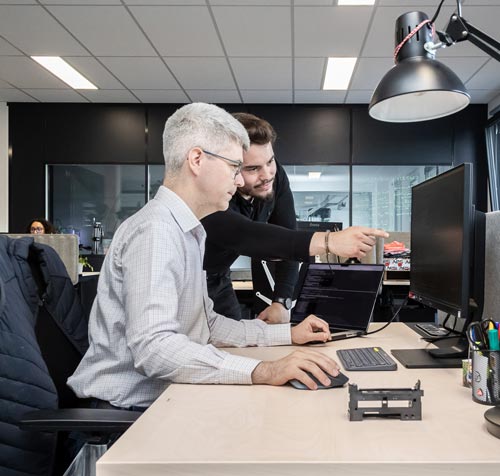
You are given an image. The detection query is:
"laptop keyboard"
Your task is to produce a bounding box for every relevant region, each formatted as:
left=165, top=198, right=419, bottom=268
left=337, top=347, right=397, bottom=371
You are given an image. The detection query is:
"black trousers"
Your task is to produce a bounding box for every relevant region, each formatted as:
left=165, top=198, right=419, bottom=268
left=206, top=270, right=243, bottom=320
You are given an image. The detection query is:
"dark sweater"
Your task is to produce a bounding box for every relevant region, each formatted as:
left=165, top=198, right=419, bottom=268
left=202, top=161, right=313, bottom=299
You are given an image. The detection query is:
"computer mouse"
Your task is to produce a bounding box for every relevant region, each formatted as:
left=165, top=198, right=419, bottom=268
left=288, top=371, right=349, bottom=390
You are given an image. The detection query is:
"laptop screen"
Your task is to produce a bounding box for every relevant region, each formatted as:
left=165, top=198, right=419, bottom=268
left=291, top=263, right=385, bottom=332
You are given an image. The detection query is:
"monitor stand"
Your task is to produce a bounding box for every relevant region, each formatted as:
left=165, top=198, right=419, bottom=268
left=391, top=349, right=462, bottom=369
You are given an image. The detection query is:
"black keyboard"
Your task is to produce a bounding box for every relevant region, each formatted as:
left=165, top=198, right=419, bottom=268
left=337, top=347, right=397, bottom=371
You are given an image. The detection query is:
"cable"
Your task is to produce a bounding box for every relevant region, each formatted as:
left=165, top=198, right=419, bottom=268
left=430, top=0, right=446, bottom=24
left=365, top=296, right=408, bottom=336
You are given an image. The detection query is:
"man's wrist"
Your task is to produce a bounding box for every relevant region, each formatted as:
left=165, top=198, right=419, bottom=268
left=251, top=361, right=271, bottom=384
left=272, top=297, right=292, bottom=310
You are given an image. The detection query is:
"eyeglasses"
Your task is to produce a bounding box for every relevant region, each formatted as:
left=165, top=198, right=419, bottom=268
left=202, top=149, right=243, bottom=179
left=30, top=226, right=44, bottom=233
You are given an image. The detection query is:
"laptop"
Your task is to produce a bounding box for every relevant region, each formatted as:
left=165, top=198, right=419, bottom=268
left=291, top=262, right=385, bottom=340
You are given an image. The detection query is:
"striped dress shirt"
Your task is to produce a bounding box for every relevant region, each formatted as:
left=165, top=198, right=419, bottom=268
left=68, top=186, right=291, bottom=408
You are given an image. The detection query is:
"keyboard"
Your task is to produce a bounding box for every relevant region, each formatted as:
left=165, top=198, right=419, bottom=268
left=337, top=347, right=397, bottom=371
left=415, top=323, right=449, bottom=337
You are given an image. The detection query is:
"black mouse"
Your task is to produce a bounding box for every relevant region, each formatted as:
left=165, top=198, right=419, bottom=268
left=288, top=370, right=349, bottom=390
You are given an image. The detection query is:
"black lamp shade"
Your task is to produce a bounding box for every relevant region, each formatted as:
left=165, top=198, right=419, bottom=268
left=369, top=11, right=471, bottom=122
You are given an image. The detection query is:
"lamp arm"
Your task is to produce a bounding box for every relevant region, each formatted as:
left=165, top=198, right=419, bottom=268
left=444, top=14, right=500, bottom=62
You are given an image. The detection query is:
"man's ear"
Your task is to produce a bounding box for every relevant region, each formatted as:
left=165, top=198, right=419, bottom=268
left=186, top=147, right=203, bottom=176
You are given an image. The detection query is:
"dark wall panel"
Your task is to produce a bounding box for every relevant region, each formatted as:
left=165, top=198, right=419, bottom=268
left=9, top=104, right=46, bottom=233
left=45, top=104, right=146, bottom=164
left=352, top=106, right=454, bottom=165
left=8, top=102, right=488, bottom=233
left=248, top=105, right=350, bottom=165
left=452, top=105, right=488, bottom=211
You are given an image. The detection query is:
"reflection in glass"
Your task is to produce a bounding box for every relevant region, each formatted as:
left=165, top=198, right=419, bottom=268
left=284, top=165, right=350, bottom=228
left=352, top=165, right=450, bottom=231
left=49, top=165, right=146, bottom=248
left=149, top=165, right=164, bottom=200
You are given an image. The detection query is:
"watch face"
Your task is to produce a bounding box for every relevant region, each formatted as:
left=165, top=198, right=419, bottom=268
left=284, top=298, right=292, bottom=310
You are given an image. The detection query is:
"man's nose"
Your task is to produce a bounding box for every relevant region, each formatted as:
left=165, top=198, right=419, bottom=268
left=234, top=171, right=244, bottom=187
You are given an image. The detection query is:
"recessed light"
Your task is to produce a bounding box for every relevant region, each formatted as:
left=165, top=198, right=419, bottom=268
left=323, top=57, right=357, bottom=90
left=31, top=56, right=97, bottom=90
left=309, top=172, right=322, bottom=179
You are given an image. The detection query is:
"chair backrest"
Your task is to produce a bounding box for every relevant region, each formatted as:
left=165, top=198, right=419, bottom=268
left=5, top=234, right=79, bottom=284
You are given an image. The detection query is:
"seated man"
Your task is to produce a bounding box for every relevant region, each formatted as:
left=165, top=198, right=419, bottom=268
left=68, top=103, right=340, bottom=410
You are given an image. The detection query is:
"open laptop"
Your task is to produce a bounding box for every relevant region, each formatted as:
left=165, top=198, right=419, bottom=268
left=291, top=262, right=385, bottom=340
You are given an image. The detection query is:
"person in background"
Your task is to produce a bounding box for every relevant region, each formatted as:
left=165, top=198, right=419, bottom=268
left=26, top=218, right=55, bottom=234
left=68, top=102, right=340, bottom=412
left=202, top=113, right=388, bottom=324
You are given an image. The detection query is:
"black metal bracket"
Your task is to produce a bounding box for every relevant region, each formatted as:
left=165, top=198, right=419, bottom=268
left=348, top=380, right=424, bottom=421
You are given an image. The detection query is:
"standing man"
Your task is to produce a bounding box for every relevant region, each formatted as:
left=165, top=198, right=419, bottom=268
left=68, top=103, right=340, bottom=411
left=202, top=113, right=387, bottom=324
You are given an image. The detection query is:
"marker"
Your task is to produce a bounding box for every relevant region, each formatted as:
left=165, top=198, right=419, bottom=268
left=488, top=328, right=500, bottom=351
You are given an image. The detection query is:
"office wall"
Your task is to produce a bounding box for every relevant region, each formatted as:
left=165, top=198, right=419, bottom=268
left=7, top=103, right=488, bottom=232
left=0, top=102, right=7, bottom=232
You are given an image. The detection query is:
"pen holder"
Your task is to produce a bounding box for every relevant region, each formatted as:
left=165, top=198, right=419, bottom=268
left=471, top=350, right=500, bottom=405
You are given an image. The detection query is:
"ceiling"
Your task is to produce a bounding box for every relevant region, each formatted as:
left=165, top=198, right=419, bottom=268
left=0, top=0, right=499, bottom=105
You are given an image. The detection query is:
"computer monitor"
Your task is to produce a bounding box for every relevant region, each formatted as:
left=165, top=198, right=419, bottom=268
left=392, top=163, right=485, bottom=367
left=296, top=221, right=343, bottom=232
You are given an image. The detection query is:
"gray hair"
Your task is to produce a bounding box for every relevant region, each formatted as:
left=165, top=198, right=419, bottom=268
left=162, top=103, right=250, bottom=176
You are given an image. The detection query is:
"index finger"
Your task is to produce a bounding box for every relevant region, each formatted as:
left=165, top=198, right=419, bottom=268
left=362, top=228, right=389, bottom=238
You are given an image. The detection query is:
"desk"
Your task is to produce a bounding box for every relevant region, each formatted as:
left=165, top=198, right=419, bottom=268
left=97, top=323, right=500, bottom=476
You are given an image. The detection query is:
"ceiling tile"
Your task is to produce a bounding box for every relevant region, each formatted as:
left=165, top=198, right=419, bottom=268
left=130, top=6, right=224, bottom=56
left=0, top=78, right=12, bottom=88
left=350, top=57, right=393, bottom=90
left=295, top=58, right=325, bottom=89
left=345, top=90, right=373, bottom=103
left=187, top=90, right=242, bottom=103
left=436, top=57, right=489, bottom=85
left=65, top=57, right=125, bottom=89
left=132, top=89, right=189, bottom=103
left=295, top=1, right=334, bottom=5
left=125, top=0, right=205, bottom=4
left=231, top=58, right=291, bottom=89
left=378, top=1, right=438, bottom=5
left=294, top=90, right=346, bottom=103
left=468, top=89, right=500, bottom=104
left=241, top=90, right=292, bottom=103
left=40, top=1, right=122, bottom=4
left=165, top=57, right=235, bottom=89
left=465, top=58, right=500, bottom=90
left=0, top=37, right=23, bottom=55
left=22, top=89, right=88, bottom=102
left=0, top=5, right=88, bottom=55
left=0, top=88, right=37, bottom=102
left=212, top=6, right=291, bottom=56
left=295, top=6, right=372, bottom=56
left=0, top=56, right=68, bottom=88
left=99, top=57, right=179, bottom=89
left=47, top=5, right=156, bottom=56
left=79, top=89, right=140, bottom=103
left=211, top=1, right=290, bottom=5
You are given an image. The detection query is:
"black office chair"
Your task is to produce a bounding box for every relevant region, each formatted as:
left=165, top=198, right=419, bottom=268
left=0, top=236, right=140, bottom=476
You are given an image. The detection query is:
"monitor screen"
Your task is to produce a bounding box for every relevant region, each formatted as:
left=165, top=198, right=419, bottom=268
left=410, top=163, right=473, bottom=319
left=296, top=221, right=343, bottom=232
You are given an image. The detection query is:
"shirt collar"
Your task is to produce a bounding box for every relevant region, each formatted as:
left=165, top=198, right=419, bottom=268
left=154, top=185, right=201, bottom=234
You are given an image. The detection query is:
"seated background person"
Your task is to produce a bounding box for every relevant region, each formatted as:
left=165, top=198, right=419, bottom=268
left=26, top=218, right=56, bottom=234
left=68, top=103, right=340, bottom=411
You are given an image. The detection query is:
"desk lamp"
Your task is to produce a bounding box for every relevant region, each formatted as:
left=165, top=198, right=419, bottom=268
left=369, top=0, right=500, bottom=123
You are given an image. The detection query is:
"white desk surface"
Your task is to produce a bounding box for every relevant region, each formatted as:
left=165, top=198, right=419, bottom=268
left=232, top=280, right=410, bottom=290
left=97, top=323, right=500, bottom=476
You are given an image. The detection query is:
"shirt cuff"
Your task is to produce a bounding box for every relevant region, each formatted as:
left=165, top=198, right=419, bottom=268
left=259, top=321, right=292, bottom=346
left=219, top=354, right=262, bottom=385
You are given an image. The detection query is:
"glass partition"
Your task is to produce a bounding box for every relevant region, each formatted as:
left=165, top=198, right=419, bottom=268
left=48, top=164, right=146, bottom=247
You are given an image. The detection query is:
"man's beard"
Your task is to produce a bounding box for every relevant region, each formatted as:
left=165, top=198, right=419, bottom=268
left=253, top=189, right=275, bottom=203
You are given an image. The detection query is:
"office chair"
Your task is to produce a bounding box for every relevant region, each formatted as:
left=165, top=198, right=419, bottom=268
left=0, top=236, right=140, bottom=476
